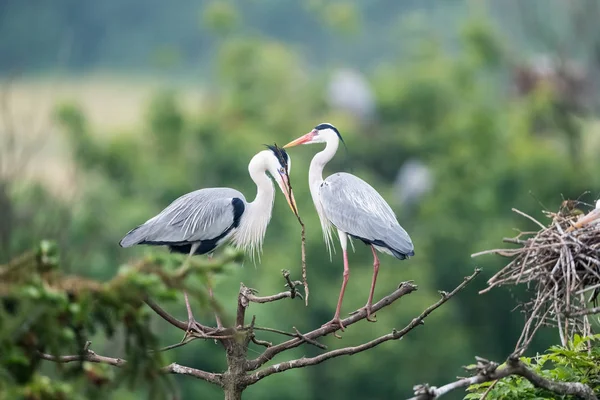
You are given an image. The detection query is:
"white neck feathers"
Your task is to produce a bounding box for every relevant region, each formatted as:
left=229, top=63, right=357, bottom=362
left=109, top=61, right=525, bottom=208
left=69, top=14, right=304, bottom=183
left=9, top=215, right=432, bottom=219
left=233, top=153, right=275, bottom=263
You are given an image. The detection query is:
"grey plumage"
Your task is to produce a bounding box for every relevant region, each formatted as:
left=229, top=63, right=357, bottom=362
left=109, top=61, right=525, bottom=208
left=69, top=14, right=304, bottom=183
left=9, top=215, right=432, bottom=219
left=119, top=187, right=246, bottom=255
left=319, top=172, right=414, bottom=259
left=119, top=146, right=296, bottom=261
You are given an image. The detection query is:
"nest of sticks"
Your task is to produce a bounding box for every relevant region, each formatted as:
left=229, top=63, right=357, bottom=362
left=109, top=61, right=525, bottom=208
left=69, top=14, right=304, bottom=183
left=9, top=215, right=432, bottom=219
left=473, top=203, right=600, bottom=349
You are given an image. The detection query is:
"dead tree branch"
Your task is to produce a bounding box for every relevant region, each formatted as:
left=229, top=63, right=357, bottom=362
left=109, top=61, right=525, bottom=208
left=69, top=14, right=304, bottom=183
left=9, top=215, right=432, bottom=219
left=409, top=354, right=597, bottom=400
left=246, top=269, right=480, bottom=383
left=565, top=305, right=600, bottom=317
left=38, top=343, right=223, bottom=386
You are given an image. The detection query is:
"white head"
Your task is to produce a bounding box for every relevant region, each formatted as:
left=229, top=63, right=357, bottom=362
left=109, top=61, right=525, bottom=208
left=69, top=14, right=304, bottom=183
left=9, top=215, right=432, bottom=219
left=248, top=145, right=296, bottom=211
left=283, top=122, right=344, bottom=148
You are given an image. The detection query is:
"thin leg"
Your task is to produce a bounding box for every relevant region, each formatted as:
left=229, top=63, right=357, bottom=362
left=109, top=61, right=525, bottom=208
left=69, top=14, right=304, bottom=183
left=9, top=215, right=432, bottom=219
left=323, top=231, right=349, bottom=332
left=364, top=245, right=380, bottom=322
left=181, top=244, right=201, bottom=341
left=206, top=253, right=223, bottom=329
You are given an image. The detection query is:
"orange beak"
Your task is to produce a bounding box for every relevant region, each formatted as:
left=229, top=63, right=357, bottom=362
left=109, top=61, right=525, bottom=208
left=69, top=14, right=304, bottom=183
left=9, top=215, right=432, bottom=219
left=277, top=175, right=298, bottom=213
left=567, top=208, right=600, bottom=232
left=283, top=130, right=317, bottom=148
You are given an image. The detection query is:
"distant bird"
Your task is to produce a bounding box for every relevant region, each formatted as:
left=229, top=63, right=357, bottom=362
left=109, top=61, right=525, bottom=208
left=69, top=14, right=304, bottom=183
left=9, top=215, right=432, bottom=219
left=119, top=145, right=296, bottom=328
left=394, top=158, right=433, bottom=209
left=327, top=69, right=375, bottom=123
left=284, top=123, right=414, bottom=330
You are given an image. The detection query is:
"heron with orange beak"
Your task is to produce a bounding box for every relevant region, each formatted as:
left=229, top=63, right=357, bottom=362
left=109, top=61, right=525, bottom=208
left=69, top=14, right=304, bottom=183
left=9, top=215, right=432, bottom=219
left=285, top=123, right=414, bottom=331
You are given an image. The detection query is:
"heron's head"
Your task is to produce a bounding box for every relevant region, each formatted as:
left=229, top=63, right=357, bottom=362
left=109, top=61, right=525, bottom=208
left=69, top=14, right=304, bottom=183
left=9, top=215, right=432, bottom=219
left=263, top=145, right=297, bottom=212
left=284, top=123, right=344, bottom=148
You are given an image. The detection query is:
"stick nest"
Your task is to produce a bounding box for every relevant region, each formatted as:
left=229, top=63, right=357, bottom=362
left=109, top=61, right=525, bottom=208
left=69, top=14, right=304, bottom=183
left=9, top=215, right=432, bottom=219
left=474, top=205, right=600, bottom=349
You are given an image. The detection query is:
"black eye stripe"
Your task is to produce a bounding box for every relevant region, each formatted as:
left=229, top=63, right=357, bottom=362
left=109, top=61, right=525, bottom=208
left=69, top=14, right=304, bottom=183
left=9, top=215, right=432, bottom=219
left=313, top=123, right=343, bottom=142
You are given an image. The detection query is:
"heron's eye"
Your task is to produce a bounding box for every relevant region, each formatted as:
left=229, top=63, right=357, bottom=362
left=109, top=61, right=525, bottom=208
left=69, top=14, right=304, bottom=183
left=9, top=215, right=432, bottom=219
left=278, top=167, right=285, bottom=174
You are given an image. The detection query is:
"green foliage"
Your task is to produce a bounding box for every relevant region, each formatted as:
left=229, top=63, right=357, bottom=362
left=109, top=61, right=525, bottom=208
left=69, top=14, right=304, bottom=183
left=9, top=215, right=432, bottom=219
left=202, top=1, right=240, bottom=36
left=0, top=240, right=241, bottom=399
left=467, top=335, right=600, bottom=399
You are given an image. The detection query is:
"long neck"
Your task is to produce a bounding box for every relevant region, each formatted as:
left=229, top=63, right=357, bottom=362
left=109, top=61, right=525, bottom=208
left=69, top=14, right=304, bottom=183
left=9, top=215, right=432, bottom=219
left=309, top=135, right=339, bottom=191
left=234, top=163, right=275, bottom=262
left=308, top=136, right=339, bottom=260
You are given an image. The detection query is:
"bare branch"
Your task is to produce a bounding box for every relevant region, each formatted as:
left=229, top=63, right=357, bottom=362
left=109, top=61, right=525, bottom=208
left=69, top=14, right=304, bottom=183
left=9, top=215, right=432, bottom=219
left=161, top=363, right=223, bottom=386
left=144, top=297, right=219, bottom=337
left=38, top=349, right=126, bottom=367
left=144, top=297, right=190, bottom=331
left=38, top=345, right=223, bottom=386
left=236, top=271, right=303, bottom=327
left=246, top=280, right=419, bottom=371
left=409, top=355, right=597, bottom=400
left=245, top=325, right=326, bottom=350
left=565, top=306, right=600, bottom=317
left=242, top=285, right=296, bottom=304
left=251, top=335, right=272, bottom=348
left=251, top=326, right=297, bottom=338
left=292, top=327, right=327, bottom=350
left=247, top=269, right=480, bottom=383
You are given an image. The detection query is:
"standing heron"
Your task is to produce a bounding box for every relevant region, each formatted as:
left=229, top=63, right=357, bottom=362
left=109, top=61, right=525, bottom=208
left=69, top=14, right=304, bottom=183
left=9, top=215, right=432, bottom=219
left=119, top=145, right=296, bottom=329
left=284, top=123, right=414, bottom=330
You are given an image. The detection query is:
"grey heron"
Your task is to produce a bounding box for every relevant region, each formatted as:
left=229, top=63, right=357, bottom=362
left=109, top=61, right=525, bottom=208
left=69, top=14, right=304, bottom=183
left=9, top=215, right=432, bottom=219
left=119, top=145, right=296, bottom=328
left=284, top=123, right=414, bottom=330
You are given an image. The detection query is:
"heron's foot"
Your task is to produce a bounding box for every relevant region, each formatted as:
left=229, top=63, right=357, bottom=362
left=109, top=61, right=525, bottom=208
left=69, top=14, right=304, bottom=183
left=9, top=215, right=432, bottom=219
left=321, top=316, right=345, bottom=337
left=349, top=305, right=377, bottom=322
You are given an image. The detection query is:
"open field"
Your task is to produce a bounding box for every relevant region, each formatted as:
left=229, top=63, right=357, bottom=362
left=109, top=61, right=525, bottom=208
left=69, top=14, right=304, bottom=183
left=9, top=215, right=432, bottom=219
left=0, top=76, right=203, bottom=197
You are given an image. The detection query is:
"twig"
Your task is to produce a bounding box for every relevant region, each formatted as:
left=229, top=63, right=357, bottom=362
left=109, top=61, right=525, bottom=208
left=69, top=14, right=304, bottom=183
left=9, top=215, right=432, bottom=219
left=479, top=379, right=498, bottom=400
left=240, top=283, right=297, bottom=304
left=292, top=327, right=327, bottom=350
left=247, top=269, right=480, bottom=382
left=161, top=363, right=223, bottom=386
left=251, top=335, right=272, bottom=348
left=38, top=349, right=126, bottom=367
left=512, top=208, right=547, bottom=230
left=273, top=143, right=309, bottom=306
left=251, top=326, right=297, bottom=338
left=565, top=306, right=600, bottom=317
left=408, top=354, right=597, bottom=400
left=38, top=345, right=223, bottom=386
left=144, top=297, right=214, bottom=334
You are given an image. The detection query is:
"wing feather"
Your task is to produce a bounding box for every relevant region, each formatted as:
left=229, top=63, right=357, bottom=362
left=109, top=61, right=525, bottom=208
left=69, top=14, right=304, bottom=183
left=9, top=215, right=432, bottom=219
left=319, top=173, right=414, bottom=257
left=120, top=188, right=246, bottom=247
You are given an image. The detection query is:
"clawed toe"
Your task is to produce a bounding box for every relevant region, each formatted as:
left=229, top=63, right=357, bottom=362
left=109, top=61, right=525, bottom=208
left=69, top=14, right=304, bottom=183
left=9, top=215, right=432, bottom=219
left=349, top=306, right=377, bottom=322
left=321, top=317, right=346, bottom=333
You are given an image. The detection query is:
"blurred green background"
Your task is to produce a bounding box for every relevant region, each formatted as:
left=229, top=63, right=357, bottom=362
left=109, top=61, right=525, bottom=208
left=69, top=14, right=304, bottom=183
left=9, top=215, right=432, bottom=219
left=2, top=0, right=600, bottom=399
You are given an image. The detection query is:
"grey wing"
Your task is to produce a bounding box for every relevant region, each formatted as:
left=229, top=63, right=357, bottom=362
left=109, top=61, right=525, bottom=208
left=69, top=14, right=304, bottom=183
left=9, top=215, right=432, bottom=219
left=119, top=188, right=246, bottom=247
left=319, top=173, right=414, bottom=258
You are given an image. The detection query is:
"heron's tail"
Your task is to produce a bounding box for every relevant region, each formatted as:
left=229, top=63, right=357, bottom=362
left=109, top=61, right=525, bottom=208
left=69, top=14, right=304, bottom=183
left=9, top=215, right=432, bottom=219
left=383, top=225, right=415, bottom=260
left=119, top=225, right=147, bottom=247
left=388, top=246, right=415, bottom=260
